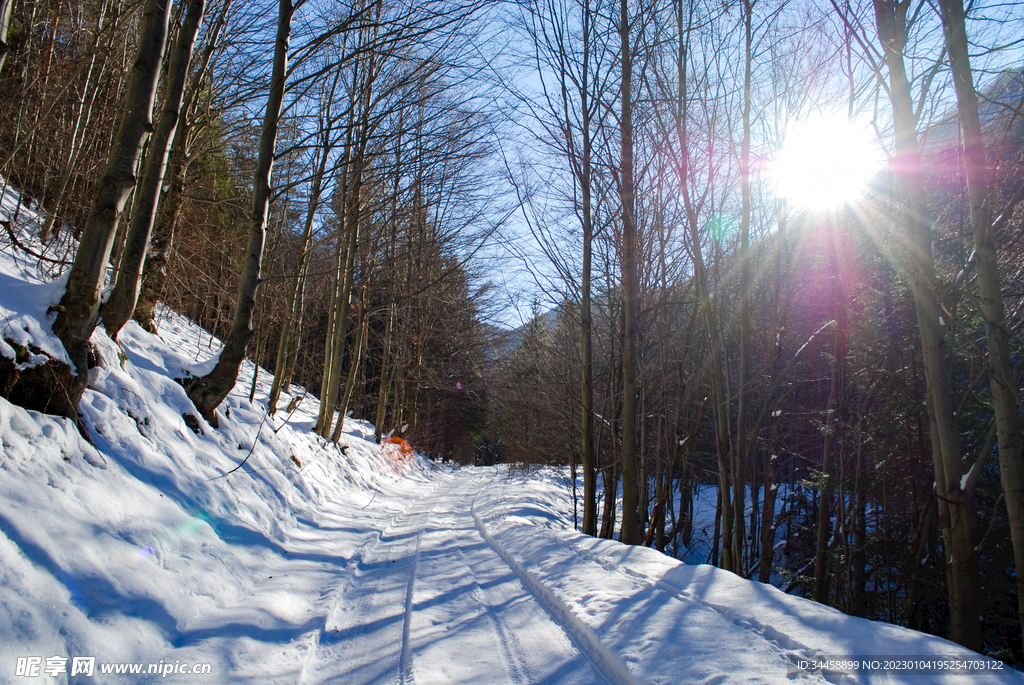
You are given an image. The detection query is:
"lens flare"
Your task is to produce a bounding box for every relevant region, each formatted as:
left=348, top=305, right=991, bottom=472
left=706, top=213, right=737, bottom=241
left=136, top=514, right=209, bottom=563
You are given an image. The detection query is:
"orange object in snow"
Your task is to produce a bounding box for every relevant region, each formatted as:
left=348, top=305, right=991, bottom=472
left=381, top=437, right=413, bottom=460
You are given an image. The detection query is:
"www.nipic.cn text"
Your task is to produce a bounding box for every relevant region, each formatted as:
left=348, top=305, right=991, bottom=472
left=16, top=656, right=214, bottom=678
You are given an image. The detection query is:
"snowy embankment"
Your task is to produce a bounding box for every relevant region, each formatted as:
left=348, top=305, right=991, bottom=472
left=1, top=183, right=1021, bottom=684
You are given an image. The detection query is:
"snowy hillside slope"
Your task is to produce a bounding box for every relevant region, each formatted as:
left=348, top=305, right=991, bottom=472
left=1, top=182, right=1023, bottom=684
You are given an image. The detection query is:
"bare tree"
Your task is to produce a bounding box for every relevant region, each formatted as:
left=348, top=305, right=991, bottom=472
left=183, top=0, right=294, bottom=425
left=0, top=0, right=12, bottom=75
left=617, top=0, right=642, bottom=545
left=51, top=0, right=172, bottom=415
left=937, top=0, right=1024, bottom=652
left=871, top=0, right=979, bottom=649
left=102, top=0, right=209, bottom=340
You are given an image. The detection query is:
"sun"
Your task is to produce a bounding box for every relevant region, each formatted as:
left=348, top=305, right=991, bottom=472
left=771, top=114, right=882, bottom=210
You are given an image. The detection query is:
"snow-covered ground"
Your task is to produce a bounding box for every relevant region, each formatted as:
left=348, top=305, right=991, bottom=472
left=1, top=182, right=1022, bottom=683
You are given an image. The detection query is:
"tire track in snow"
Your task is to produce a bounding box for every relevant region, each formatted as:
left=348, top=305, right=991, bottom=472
left=304, top=469, right=617, bottom=684
left=397, top=470, right=602, bottom=684
left=299, top=475, right=449, bottom=685
left=438, top=472, right=609, bottom=685
left=471, top=491, right=646, bottom=685
left=450, top=542, right=529, bottom=685
left=302, top=472, right=449, bottom=673
left=399, top=529, right=420, bottom=685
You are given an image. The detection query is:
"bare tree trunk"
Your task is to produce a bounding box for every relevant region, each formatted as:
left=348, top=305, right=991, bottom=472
left=759, top=197, right=791, bottom=583
left=268, top=260, right=307, bottom=414
left=51, top=0, right=171, bottom=413
left=0, top=0, right=12, bottom=75
left=814, top=221, right=847, bottom=604
left=758, top=452, right=780, bottom=583
left=268, top=118, right=335, bottom=414
left=733, top=0, right=755, bottom=572
left=319, top=162, right=363, bottom=437
left=102, top=0, right=206, bottom=340
left=333, top=293, right=368, bottom=443
left=279, top=262, right=306, bottom=390
left=580, top=5, right=597, bottom=536
left=600, top=461, right=620, bottom=539
left=938, top=0, right=1024, bottom=651
left=850, top=410, right=868, bottom=615
left=618, top=0, right=641, bottom=546
left=315, top=138, right=352, bottom=434
left=662, top=0, right=734, bottom=570
left=183, top=0, right=293, bottom=426
left=375, top=302, right=396, bottom=442
left=873, top=0, right=979, bottom=649
left=133, top=0, right=230, bottom=332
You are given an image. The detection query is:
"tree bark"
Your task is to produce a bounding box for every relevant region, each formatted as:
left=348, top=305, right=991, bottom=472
left=332, top=292, right=368, bottom=443
left=52, top=0, right=171, bottom=413
left=814, top=220, right=848, bottom=604
left=319, top=160, right=363, bottom=438
left=268, top=123, right=334, bottom=414
left=0, top=0, right=13, bottom=75
left=873, top=0, right=979, bottom=649
left=580, top=0, right=597, bottom=538
left=618, top=0, right=641, bottom=546
left=183, top=0, right=293, bottom=426
left=375, top=302, right=396, bottom=442
left=102, top=0, right=206, bottom=340
left=134, top=0, right=231, bottom=332
left=600, top=461, right=620, bottom=539
left=937, top=0, right=1024, bottom=652
left=734, top=0, right=755, bottom=572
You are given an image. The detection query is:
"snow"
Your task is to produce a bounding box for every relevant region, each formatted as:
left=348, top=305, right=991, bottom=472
left=0, top=180, right=70, bottom=368
left=1, top=183, right=1022, bottom=683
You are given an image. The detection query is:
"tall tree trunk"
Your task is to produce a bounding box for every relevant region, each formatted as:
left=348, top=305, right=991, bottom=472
left=600, top=461, right=620, bottom=539
left=814, top=220, right=848, bottom=604
left=759, top=198, right=791, bottom=583
left=580, top=5, right=597, bottom=536
left=758, top=452, right=780, bottom=583
left=51, top=0, right=171, bottom=413
left=183, top=0, right=293, bottom=426
left=133, top=0, right=231, bottom=332
left=375, top=302, right=396, bottom=442
left=618, top=0, right=641, bottom=546
left=938, top=0, right=1024, bottom=652
left=102, top=0, right=206, bottom=340
left=850, top=411, right=868, bottom=615
left=873, top=0, right=979, bottom=649
left=268, top=130, right=334, bottom=413
left=734, top=0, right=755, bottom=572
left=315, top=136, right=353, bottom=434
left=333, top=293, right=368, bottom=443
left=0, top=0, right=12, bottom=75
left=319, top=160, right=363, bottom=438
left=279, top=262, right=306, bottom=391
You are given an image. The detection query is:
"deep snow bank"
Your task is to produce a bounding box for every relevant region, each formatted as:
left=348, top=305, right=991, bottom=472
left=0, top=181, right=441, bottom=682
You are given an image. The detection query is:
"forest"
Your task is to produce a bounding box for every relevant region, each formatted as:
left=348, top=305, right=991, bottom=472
left=1, top=0, right=1023, bottom=666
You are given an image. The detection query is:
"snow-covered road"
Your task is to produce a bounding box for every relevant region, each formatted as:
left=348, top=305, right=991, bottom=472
left=303, top=470, right=613, bottom=685
left=293, top=466, right=1014, bottom=685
